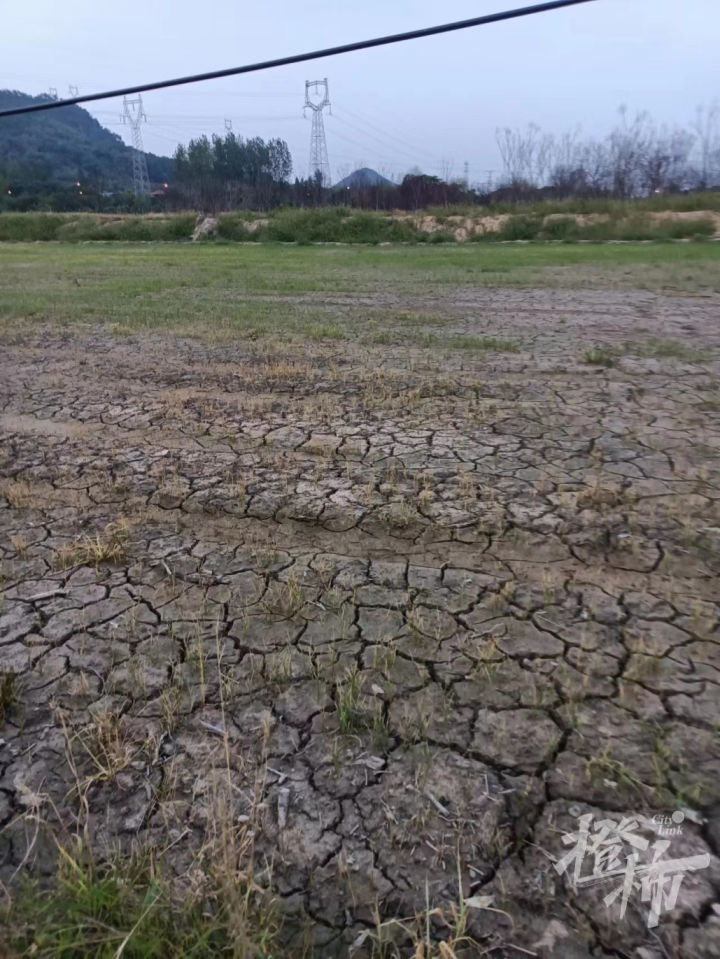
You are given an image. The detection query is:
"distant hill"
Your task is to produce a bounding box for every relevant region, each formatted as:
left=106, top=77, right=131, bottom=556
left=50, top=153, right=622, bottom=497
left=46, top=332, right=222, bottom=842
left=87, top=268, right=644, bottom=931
left=335, top=167, right=393, bottom=190
left=0, top=90, right=172, bottom=190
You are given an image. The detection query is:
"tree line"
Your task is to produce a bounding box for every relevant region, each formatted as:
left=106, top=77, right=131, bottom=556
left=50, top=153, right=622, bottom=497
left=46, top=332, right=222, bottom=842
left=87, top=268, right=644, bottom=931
left=1, top=101, right=718, bottom=214
left=492, top=105, right=720, bottom=201
left=167, top=106, right=720, bottom=214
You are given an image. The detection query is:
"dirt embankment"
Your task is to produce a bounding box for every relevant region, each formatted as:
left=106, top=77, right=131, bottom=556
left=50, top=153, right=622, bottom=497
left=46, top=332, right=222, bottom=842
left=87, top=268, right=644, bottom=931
left=390, top=210, right=720, bottom=241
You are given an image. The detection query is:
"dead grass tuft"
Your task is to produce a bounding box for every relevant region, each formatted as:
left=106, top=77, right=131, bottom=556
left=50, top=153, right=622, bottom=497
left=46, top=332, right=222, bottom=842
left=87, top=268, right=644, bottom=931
left=0, top=479, right=33, bottom=509
left=53, top=518, right=130, bottom=570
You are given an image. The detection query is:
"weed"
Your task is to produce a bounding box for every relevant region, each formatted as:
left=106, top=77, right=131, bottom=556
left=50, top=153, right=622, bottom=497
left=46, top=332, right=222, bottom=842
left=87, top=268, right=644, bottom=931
left=74, top=710, right=137, bottom=785
left=1, top=831, right=279, bottom=958
left=577, top=483, right=623, bottom=510
left=10, top=532, right=29, bottom=557
left=53, top=518, right=130, bottom=571
left=381, top=500, right=421, bottom=530
left=586, top=748, right=649, bottom=800
left=630, top=338, right=708, bottom=363
left=585, top=346, right=622, bottom=367
left=304, top=322, right=344, bottom=341
left=0, top=479, right=33, bottom=508
left=336, top=666, right=366, bottom=735
left=443, top=334, right=519, bottom=353
left=260, top=571, right=306, bottom=619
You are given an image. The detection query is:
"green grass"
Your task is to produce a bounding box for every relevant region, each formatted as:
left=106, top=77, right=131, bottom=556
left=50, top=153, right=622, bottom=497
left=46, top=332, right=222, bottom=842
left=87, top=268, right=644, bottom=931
left=585, top=346, right=622, bottom=367
left=0, top=213, right=197, bottom=242
left=466, top=213, right=716, bottom=243
left=411, top=333, right=519, bottom=352
left=585, top=339, right=710, bottom=367
left=303, top=321, right=344, bottom=341
left=0, top=242, right=719, bottom=341
left=629, top=338, right=708, bottom=363
left=1, top=844, right=283, bottom=959
left=426, top=191, right=720, bottom=217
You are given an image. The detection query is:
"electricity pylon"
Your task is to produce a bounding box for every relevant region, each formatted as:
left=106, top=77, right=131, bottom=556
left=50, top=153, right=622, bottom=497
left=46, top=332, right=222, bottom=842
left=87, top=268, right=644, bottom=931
left=225, top=118, right=233, bottom=132
left=123, top=95, right=151, bottom=197
left=304, top=79, right=331, bottom=187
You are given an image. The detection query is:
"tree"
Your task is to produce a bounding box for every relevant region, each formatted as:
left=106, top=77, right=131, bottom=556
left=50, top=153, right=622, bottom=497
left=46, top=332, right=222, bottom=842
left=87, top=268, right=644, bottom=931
left=693, top=103, right=720, bottom=189
left=171, top=132, right=294, bottom=212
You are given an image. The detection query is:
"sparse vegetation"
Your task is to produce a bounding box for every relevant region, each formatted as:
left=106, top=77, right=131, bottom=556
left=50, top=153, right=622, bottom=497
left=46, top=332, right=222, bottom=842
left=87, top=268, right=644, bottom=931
left=585, top=346, right=622, bottom=366
left=0, top=237, right=718, bottom=958
left=53, top=518, right=130, bottom=570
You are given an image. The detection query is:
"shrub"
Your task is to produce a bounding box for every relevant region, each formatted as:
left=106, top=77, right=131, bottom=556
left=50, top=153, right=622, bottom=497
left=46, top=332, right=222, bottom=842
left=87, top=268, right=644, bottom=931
left=497, top=216, right=543, bottom=241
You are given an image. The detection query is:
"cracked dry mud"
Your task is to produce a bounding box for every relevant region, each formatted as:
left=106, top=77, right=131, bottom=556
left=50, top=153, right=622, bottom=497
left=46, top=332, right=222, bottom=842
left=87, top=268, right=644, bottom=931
left=1, top=283, right=720, bottom=957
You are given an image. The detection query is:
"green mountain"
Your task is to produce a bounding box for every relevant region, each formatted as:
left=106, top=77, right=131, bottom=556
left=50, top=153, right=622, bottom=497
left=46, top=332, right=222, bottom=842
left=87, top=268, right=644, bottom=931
left=0, top=89, right=172, bottom=190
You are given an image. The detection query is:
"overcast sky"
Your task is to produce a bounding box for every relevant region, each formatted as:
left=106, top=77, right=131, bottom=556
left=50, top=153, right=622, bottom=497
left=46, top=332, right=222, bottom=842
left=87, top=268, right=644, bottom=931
left=2, top=0, right=717, bottom=184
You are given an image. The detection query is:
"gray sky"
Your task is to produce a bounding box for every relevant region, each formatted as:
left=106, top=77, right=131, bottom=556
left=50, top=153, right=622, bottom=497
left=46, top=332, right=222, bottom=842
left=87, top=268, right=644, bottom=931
left=2, top=0, right=718, bottom=184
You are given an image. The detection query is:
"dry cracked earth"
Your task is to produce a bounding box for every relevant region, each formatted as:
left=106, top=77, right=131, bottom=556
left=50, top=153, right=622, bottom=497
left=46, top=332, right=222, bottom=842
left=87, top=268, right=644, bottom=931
left=2, top=284, right=720, bottom=957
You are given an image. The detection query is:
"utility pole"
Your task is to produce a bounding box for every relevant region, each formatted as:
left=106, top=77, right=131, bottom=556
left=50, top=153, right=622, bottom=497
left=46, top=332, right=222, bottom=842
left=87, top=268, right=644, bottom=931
left=224, top=118, right=233, bottom=132
left=123, top=95, right=151, bottom=198
left=304, top=79, right=331, bottom=187
left=463, top=161, right=469, bottom=188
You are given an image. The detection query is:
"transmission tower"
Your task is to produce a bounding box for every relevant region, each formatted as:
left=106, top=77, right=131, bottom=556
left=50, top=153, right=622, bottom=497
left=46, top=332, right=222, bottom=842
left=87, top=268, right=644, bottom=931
left=123, top=95, right=151, bottom=197
left=68, top=85, right=79, bottom=97
left=304, top=79, right=331, bottom=187
left=224, top=118, right=233, bottom=132
left=49, top=87, right=58, bottom=100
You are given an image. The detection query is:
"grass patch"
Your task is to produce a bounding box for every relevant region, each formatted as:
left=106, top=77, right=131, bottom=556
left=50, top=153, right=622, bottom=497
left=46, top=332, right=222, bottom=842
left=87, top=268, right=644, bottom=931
left=444, top=334, right=518, bottom=352
left=585, top=339, right=711, bottom=367
left=426, top=191, right=720, bottom=217
left=498, top=215, right=543, bottom=242
left=585, top=346, right=622, bottom=367
left=0, top=213, right=197, bottom=243
left=0, top=243, right=719, bottom=340
left=631, top=338, right=708, bottom=363
left=303, top=321, right=344, bottom=341
left=409, top=332, right=519, bottom=352
left=572, top=215, right=715, bottom=243
left=53, top=519, right=130, bottom=571
left=258, top=207, right=421, bottom=244
left=1, top=842, right=282, bottom=959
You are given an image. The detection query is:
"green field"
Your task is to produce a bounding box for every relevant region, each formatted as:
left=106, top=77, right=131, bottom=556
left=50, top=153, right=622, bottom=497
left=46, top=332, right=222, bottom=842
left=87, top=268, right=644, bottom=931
left=1, top=241, right=719, bottom=339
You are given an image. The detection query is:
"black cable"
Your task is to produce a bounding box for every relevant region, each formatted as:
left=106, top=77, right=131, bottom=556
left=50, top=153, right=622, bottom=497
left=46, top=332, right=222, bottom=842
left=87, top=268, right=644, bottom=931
left=0, top=0, right=597, bottom=119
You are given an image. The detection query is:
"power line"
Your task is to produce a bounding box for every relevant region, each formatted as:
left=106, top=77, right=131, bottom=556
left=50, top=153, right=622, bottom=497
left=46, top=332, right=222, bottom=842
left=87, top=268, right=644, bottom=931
left=338, top=106, right=440, bottom=163
left=332, top=112, right=438, bottom=167
left=0, top=1, right=597, bottom=119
